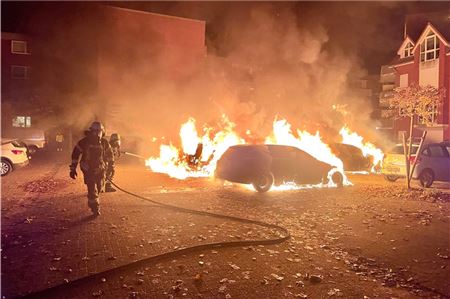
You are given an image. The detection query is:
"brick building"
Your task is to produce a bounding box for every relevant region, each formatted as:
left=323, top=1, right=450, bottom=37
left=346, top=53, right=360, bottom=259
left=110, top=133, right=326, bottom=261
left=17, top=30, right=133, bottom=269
left=1, top=32, right=34, bottom=131
left=380, top=11, right=450, bottom=143
left=1, top=5, right=206, bottom=148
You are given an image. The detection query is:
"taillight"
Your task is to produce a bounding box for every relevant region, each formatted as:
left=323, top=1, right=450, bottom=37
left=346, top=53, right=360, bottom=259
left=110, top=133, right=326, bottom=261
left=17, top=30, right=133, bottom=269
left=11, top=150, right=24, bottom=155
left=409, top=156, right=421, bottom=164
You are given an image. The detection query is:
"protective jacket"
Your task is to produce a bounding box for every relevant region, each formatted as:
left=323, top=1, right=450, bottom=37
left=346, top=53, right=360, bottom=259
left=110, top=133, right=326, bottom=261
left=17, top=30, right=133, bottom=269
left=70, top=136, right=114, bottom=176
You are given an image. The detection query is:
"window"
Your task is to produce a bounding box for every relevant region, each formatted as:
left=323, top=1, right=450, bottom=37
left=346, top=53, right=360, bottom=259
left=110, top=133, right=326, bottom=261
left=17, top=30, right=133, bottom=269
left=11, top=40, right=28, bottom=54
left=12, top=116, right=31, bottom=128
left=404, top=42, right=413, bottom=57
left=11, top=65, right=30, bottom=79
left=420, top=31, right=440, bottom=62
left=418, top=104, right=438, bottom=125
left=428, top=145, right=445, bottom=157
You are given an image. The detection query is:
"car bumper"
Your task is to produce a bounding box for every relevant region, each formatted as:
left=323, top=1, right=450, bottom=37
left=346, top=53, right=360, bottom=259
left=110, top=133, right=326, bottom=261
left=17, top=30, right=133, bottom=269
left=14, top=159, right=29, bottom=169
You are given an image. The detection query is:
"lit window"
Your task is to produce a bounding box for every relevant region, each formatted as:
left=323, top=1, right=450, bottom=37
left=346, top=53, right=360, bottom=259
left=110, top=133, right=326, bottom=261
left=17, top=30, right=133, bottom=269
left=11, top=65, right=30, bottom=79
left=420, top=31, right=440, bottom=62
left=403, top=42, right=413, bottom=57
left=11, top=40, right=28, bottom=54
left=418, top=104, right=438, bottom=125
left=12, top=116, right=32, bottom=128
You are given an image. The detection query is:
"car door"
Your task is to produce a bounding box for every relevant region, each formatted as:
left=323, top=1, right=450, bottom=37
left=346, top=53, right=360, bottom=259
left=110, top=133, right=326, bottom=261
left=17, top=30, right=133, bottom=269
left=443, top=144, right=450, bottom=182
left=425, top=145, right=450, bottom=181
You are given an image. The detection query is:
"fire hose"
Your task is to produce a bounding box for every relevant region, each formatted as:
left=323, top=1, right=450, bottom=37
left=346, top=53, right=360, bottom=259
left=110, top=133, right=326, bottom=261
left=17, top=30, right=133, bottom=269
left=19, top=180, right=290, bottom=299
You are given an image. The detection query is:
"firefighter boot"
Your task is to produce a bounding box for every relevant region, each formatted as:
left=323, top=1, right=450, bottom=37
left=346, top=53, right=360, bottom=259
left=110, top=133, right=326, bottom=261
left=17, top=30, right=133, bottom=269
left=88, top=200, right=101, bottom=216
left=104, top=182, right=116, bottom=193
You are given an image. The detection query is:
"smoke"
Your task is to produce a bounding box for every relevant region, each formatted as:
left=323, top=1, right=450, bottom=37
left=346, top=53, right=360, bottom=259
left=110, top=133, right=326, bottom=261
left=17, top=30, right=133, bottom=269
left=20, top=2, right=409, bottom=153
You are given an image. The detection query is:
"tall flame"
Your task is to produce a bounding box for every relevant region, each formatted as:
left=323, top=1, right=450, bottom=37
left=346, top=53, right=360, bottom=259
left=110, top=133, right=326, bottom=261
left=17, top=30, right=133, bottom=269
left=266, top=119, right=344, bottom=170
left=145, top=115, right=244, bottom=179
left=339, top=126, right=384, bottom=172
left=146, top=116, right=355, bottom=188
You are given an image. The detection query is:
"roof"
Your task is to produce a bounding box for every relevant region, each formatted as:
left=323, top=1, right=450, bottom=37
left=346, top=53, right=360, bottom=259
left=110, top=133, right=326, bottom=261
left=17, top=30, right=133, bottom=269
left=390, top=55, right=414, bottom=67
left=103, top=5, right=205, bottom=25
left=411, top=22, right=450, bottom=52
left=396, top=36, right=414, bottom=56
left=1, top=32, right=28, bottom=40
left=405, top=11, right=450, bottom=41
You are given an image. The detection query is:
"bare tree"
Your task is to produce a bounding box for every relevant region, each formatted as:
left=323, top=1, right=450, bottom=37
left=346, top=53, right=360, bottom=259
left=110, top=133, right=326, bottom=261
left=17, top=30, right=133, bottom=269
left=390, top=84, right=444, bottom=189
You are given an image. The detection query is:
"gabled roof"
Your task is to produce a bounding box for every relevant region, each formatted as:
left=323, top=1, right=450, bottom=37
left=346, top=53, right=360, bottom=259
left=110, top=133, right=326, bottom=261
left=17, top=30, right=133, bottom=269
left=396, top=36, right=414, bottom=56
left=412, top=22, right=450, bottom=52
left=390, top=55, right=414, bottom=67
left=405, top=11, right=450, bottom=41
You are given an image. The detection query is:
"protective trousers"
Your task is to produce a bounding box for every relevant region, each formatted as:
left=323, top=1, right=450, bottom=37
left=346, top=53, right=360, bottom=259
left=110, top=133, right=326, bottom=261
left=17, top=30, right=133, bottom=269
left=83, top=171, right=105, bottom=213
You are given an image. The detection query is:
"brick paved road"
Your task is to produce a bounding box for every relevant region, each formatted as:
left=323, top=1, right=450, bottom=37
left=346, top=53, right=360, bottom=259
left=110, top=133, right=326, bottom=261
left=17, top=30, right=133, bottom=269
left=1, top=152, right=449, bottom=298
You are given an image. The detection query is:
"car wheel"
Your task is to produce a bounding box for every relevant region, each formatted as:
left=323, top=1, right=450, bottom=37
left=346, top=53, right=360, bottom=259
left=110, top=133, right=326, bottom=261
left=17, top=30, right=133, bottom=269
left=419, top=169, right=434, bottom=188
left=252, top=172, right=274, bottom=193
left=384, top=175, right=399, bottom=182
left=331, top=171, right=344, bottom=187
left=1, top=159, right=13, bottom=176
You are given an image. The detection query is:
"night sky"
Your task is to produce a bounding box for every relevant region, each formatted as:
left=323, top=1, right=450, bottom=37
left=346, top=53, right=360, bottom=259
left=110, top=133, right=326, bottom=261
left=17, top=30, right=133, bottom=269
left=2, top=2, right=449, bottom=74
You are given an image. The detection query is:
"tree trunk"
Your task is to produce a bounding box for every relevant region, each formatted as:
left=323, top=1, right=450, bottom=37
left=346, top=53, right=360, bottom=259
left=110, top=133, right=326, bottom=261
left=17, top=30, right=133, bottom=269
left=409, top=131, right=427, bottom=183
left=402, top=132, right=409, bottom=189
left=406, top=116, right=414, bottom=189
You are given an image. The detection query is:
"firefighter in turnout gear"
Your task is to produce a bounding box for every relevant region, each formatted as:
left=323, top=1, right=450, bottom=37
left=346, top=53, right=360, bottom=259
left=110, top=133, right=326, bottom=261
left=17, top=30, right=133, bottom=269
left=69, top=122, right=114, bottom=215
left=104, top=133, right=121, bottom=193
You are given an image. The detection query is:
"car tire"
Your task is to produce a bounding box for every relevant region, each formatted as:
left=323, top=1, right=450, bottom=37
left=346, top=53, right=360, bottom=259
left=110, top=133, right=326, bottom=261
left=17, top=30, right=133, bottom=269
left=384, top=175, right=399, bottom=182
left=252, top=172, right=274, bottom=193
left=419, top=169, right=434, bottom=188
left=331, top=171, right=344, bottom=187
left=1, top=159, right=13, bottom=176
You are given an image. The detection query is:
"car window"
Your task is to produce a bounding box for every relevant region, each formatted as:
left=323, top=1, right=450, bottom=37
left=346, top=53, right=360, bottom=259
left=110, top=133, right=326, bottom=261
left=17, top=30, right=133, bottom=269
left=392, top=145, right=418, bottom=155
left=428, top=145, right=445, bottom=157
left=445, top=146, right=450, bottom=156
left=422, top=148, right=430, bottom=157
left=11, top=140, right=23, bottom=147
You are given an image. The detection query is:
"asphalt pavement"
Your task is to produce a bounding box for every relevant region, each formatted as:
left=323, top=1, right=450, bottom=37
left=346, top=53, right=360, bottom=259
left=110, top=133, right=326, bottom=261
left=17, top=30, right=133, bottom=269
left=1, top=151, right=449, bottom=298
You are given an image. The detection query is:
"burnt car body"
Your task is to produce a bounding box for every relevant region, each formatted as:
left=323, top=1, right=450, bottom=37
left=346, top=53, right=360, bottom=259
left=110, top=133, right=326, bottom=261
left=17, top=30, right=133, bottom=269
left=329, top=143, right=372, bottom=171
left=215, top=144, right=343, bottom=192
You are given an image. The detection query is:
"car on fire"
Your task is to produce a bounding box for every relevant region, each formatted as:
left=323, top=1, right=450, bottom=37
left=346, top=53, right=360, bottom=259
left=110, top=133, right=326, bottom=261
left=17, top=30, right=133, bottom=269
left=1, top=139, right=30, bottom=176
left=329, top=143, right=373, bottom=171
left=215, top=144, right=344, bottom=192
left=412, top=141, right=450, bottom=188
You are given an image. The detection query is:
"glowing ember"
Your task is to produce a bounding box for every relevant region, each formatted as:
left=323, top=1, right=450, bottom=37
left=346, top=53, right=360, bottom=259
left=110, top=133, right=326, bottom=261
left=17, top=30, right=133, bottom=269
left=339, top=126, right=384, bottom=172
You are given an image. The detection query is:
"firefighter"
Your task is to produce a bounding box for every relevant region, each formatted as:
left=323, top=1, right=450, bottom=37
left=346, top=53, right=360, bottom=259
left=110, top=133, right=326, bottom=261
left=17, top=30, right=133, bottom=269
left=104, top=133, right=121, bottom=192
left=69, top=121, right=114, bottom=216
left=55, top=131, right=64, bottom=152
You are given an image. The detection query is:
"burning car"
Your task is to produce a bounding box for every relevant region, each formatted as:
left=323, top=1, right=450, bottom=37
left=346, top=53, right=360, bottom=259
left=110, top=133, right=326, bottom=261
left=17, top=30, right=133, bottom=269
left=329, top=143, right=373, bottom=172
left=215, top=144, right=344, bottom=192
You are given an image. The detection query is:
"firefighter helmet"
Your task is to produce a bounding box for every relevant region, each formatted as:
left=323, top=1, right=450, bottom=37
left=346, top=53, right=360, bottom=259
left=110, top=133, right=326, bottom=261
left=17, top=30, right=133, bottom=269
left=110, top=133, right=120, bottom=142
left=89, top=121, right=104, bottom=132
left=89, top=121, right=105, bottom=137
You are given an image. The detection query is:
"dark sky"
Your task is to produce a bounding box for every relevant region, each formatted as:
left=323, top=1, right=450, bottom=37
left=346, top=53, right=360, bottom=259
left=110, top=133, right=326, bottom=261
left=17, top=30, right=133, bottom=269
left=2, top=1, right=449, bottom=73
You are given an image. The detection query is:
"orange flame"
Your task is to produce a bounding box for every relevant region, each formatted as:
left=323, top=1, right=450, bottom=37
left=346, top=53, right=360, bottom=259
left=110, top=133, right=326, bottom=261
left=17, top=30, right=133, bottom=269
left=146, top=116, right=353, bottom=188
left=339, top=126, right=384, bottom=172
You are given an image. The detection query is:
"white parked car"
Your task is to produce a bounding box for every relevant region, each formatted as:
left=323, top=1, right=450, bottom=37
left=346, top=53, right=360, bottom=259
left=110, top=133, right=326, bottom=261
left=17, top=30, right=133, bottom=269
left=1, top=139, right=30, bottom=176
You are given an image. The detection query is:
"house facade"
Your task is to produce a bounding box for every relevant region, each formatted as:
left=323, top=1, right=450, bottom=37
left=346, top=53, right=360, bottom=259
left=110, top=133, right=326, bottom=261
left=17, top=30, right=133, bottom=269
left=1, top=32, right=37, bottom=133
left=383, top=12, right=450, bottom=143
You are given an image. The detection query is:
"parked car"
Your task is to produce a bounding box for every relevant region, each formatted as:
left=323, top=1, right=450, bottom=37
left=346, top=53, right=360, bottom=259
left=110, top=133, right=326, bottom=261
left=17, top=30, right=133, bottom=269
left=381, top=144, right=419, bottom=182
left=3, top=128, right=46, bottom=154
left=329, top=143, right=372, bottom=171
left=1, top=139, right=30, bottom=176
left=412, top=141, right=450, bottom=188
left=215, top=144, right=344, bottom=192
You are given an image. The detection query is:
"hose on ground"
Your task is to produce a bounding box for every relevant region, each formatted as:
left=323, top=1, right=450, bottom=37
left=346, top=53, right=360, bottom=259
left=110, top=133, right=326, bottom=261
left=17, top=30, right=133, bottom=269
left=19, top=180, right=290, bottom=299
